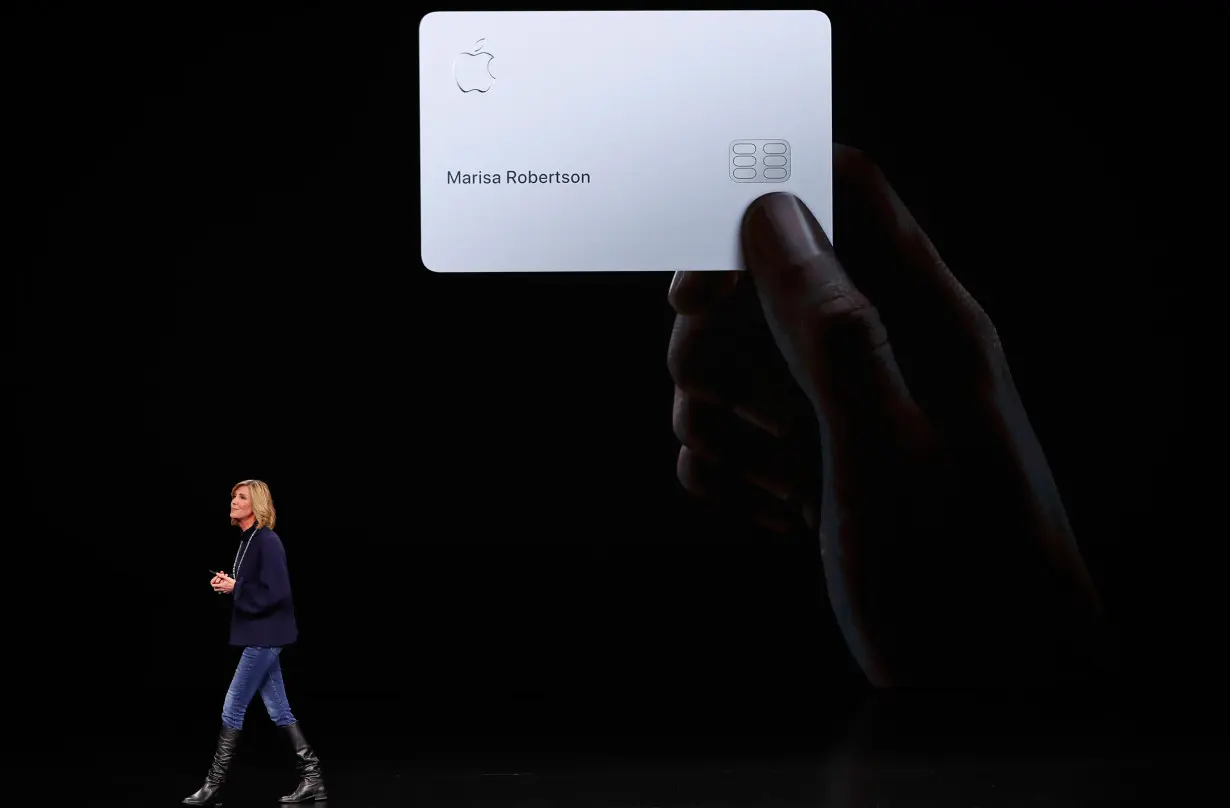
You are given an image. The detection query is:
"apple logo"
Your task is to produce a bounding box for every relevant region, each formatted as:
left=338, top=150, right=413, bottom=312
left=453, top=38, right=496, bottom=94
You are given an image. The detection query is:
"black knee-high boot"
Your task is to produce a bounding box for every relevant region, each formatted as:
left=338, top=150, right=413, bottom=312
left=183, top=725, right=242, bottom=805
left=279, top=721, right=327, bottom=802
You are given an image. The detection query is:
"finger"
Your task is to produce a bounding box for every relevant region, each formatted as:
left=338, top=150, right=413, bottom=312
left=832, top=145, right=1008, bottom=407
left=672, top=387, right=815, bottom=501
left=741, top=192, right=923, bottom=450
left=668, top=270, right=742, bottom=315
left=667, top=281, right=808, bottom=437
left=676, top=446, right=802, bottom=534
left=668, top=317, right=800, bottom=436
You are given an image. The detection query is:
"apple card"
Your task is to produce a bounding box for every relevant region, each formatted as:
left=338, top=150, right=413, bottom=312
left=419, top=10, right=833, bottom=272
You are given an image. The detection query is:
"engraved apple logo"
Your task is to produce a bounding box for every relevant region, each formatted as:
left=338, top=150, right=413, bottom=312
left=453, top=38, right=496, bottom=93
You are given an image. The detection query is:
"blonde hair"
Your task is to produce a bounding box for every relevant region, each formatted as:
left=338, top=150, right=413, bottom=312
left=231, top=479, right=277, bottom=530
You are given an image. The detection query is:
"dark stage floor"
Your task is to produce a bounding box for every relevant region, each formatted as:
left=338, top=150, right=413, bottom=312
left=23, top=747, right=1175, bottom=807
left=69, top=754, right=1164, bottom=807
left=14, top=695, right=1185, bottom=806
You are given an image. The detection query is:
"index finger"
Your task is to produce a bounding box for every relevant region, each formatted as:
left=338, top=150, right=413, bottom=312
left=831, top=145, right=1005, bottom=396
left=668, top=270, right=742, bottom=315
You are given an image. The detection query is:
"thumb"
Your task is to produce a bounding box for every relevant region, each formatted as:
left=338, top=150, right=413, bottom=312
left=740, top=192, right=918, bottom=449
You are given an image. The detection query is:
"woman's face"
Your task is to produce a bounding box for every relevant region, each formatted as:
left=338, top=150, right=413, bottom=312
left=230, top=486, right=254, bottom=524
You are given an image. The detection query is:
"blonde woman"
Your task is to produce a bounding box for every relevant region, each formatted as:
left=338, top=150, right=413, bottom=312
left=183, top=479, right=327, bottom=805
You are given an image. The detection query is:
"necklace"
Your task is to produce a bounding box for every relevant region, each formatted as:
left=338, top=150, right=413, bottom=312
left=233, top=524, right=258, bottom=578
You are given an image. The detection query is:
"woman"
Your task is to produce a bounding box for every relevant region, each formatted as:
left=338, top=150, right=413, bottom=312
left=183, top=479, right=327, bottom=805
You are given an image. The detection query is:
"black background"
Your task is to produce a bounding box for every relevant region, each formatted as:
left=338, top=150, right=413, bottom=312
left=9, top=2, right=1185, bottom=761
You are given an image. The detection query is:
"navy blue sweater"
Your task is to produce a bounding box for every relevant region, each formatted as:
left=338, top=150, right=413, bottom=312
left=228, top=525, right=298, bottom=647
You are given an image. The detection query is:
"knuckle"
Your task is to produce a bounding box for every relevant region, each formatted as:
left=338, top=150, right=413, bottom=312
left=667, top=317, right=725, bottom=398
left=963, top=306, right=1010, bottom=385
left=835, top=144, right=888, bottom=189
left=814, top=290, right=890, bottom=350
left=673, top=390, right=738, bottom=463
left=675, top=446, right=700, bottom=493
left=969, top=306, right=1003, bottom=352
left=669, top=270, right=739, bottom=315
left=665, top=317, right=699, bottom=388
left=670, top=388, right=693, bottom=446
left=912, top=242, right=1010, bottom=387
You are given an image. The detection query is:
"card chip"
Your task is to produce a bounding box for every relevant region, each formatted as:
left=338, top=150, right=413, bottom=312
left=729, top=140, right=791, bottom=183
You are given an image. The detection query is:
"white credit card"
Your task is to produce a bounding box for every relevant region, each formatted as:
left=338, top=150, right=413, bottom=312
left=419, top=10, right=832, bottom=272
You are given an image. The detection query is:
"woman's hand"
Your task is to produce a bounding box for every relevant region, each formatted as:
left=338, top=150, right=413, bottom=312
left=667, top=147, right=1105, bottom=686
left=211, top=573, right=235, bottom=594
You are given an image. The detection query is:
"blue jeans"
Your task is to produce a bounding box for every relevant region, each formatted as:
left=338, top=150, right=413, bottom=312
left=221, top=646, right=297, bottom=730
